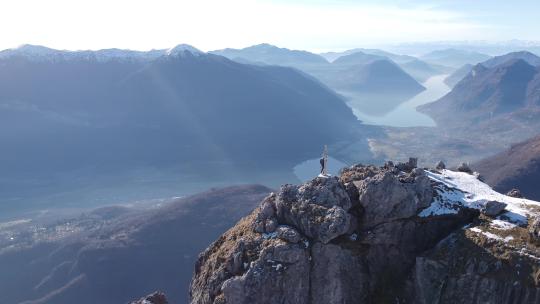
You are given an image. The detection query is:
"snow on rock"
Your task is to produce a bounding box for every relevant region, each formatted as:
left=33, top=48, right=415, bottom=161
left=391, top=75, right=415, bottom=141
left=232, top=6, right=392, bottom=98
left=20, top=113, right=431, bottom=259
left=419, top=169, right=540, bottom=226
left=490, top=219, right=518, bottom=230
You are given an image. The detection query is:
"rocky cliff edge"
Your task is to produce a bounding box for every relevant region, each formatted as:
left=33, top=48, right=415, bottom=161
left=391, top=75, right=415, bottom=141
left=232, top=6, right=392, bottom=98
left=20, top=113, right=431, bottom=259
left=190, top=160, right=540, bottom=304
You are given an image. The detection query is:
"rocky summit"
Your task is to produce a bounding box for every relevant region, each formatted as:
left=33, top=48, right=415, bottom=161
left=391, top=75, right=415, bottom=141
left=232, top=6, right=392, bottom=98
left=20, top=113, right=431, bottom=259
left=189, top=161, right=540, bottom=304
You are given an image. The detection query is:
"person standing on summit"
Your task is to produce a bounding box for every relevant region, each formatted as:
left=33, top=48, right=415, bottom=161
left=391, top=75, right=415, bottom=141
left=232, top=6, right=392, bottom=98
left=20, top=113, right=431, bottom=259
left=320, top=145, right=328, bottom=176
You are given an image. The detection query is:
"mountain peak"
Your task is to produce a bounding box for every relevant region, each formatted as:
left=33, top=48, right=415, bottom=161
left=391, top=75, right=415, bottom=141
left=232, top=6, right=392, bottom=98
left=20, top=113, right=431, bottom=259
left=166, top=44, right=203, bottom=56
left=252, top=43, right=277, bottom=48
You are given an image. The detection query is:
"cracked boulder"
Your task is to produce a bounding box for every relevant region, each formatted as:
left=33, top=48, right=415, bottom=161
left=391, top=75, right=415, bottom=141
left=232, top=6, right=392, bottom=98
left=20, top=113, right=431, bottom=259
left=274, top=176, right=353, bottom=244
left=352, top=169, right=433, bottom=228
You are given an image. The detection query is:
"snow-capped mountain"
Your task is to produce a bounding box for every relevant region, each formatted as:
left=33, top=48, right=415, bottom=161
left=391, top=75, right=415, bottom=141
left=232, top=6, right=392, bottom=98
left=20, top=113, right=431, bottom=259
left=166, top=44, right=203, bottom=56
left=0, top=43, right=204, bottom=62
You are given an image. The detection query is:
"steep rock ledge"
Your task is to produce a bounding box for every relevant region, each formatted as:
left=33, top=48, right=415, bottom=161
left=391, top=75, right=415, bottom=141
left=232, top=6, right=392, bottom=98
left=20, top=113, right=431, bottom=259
left=190, top=161, right=540, bottom=304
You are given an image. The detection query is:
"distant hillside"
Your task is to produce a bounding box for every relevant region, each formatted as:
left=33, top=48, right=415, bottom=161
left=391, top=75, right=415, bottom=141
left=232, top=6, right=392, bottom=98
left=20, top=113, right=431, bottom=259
left=320, top=48, right=416, bottom=64
left=332, top=51, right=386, bottom=66
left=473, top=135, right=540, bottom=201
left=331, top=59, right=426, bottom=94
left=419, top=59, right=540, bottom=122
left=399, top=59, right=453, bottom=82
left=420, top=48, right=491, bottom=67
left=444, top=64, right=473, bottom=87
left=331, top=50, right=450, bottom=83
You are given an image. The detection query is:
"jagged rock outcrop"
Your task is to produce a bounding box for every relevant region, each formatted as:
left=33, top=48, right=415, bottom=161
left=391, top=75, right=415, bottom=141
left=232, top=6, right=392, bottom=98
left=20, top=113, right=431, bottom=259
left=190, top=161, right=540, bottom=304
left=481, top=200, right=507, bottom=217
left=129, top=292, right=168, bottom=304
left=530, top=217, right=540, bottom=245
left=507, top=188, right=524, bottom=198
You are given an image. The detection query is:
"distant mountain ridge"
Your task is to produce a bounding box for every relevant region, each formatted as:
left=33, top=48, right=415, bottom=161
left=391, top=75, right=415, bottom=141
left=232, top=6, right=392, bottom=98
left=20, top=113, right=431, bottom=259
left=320, top=48, right=416, bottom=63
left=331, top=51, right=386, bottom=66
left=420, top=48, right=491, bottom=67
left=210, top=43, right=328, bottom=66
left=481, top=51, right=540, bottom=68
left=210, top=44, right=427, bottom=100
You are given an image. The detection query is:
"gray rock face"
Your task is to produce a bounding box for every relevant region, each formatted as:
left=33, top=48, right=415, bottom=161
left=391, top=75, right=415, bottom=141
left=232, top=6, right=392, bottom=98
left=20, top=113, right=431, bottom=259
left=507, top=188, right=524, bottom=198
left=276, top=226, right=302, bottom=243
left=481, top=200, right=507, bottom=217
left=221, top=241, right=310, bottom=304
left=190, top=162, right=540, bottom=304
left=353, top=170, right=433, bottom=228
left=412, top=231, right=540, bottom=304
left=529, top=216, right=540, bottom=245
left=309, top=243, right=369, bottom=304
left=274, top=177, right=353, bottom=244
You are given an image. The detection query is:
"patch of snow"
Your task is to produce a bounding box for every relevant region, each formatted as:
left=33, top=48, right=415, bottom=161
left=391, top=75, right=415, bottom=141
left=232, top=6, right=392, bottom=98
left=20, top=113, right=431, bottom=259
left=420, top=169, right=540, bottom=226
left=349, top=233, right=358, bottom=241
left=490, top=219, right=518, bottom=230
left=303, top=240, right=310, bottom=248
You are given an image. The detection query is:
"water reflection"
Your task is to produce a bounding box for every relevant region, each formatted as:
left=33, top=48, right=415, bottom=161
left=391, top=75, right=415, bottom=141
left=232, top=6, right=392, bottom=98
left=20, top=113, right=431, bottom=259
left=341, top=74, right=451, bottom=127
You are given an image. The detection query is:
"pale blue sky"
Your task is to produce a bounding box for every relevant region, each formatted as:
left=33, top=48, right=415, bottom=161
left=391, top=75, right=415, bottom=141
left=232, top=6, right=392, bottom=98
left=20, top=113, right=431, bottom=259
left=0, top=0, right=538, bottom=52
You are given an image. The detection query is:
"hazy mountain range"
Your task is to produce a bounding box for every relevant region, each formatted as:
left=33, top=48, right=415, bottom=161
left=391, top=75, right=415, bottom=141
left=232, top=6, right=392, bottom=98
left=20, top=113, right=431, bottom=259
left=0, top=44, right=359, bottom=218
left=419, top=48, right=491, bottom=68
left=213, top=44, right=450, bottom=84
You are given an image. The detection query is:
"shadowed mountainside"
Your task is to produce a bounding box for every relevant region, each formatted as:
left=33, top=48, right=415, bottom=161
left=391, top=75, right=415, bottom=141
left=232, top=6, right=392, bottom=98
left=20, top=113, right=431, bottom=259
left=473, top=135, right=540, bottom=201
left=0, top=185, right=272, bottom=304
